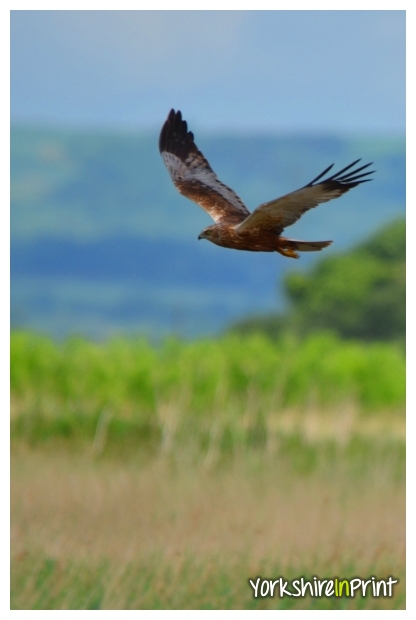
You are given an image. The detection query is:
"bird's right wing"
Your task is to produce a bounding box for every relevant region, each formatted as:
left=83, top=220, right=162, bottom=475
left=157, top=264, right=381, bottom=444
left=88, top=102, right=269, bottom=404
left=159, top=109, right=250, bottom=225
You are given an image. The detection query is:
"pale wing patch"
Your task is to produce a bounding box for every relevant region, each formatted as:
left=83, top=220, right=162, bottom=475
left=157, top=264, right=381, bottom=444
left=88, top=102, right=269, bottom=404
left=162, top=151, right=249, bottom=223
left=186, top=162, right=249, bottom=217
left=161, top=152, right=189, bottom=180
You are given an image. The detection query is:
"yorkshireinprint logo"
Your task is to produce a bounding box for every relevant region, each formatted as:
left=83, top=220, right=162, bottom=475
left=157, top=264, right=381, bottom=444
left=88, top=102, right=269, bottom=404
left=249, top=576, right=399, bottom=599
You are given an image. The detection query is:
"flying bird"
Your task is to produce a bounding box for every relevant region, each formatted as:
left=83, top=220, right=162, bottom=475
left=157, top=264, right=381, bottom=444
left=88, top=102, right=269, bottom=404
left=159, top=109, right=375, bottom=258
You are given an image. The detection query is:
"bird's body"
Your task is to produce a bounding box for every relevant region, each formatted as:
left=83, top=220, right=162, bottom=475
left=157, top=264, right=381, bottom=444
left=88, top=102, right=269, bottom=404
left=197, top=224, right=328, bottom=258
left=159, top=109, right=375, bottom=258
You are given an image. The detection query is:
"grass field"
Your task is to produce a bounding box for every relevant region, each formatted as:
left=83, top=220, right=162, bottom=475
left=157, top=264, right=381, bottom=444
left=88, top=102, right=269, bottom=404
left=10, top=331, right=406, bottom=609
left=11, top=444, right=405, bottom=610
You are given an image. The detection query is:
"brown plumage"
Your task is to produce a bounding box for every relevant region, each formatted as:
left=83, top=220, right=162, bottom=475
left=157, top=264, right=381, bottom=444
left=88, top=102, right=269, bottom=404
left=159, top=109, right=375, bottom=258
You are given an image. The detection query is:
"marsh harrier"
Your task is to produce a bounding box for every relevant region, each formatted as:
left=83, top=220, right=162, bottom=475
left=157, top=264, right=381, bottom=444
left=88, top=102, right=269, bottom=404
left=159, top=109, right=374, bottom=259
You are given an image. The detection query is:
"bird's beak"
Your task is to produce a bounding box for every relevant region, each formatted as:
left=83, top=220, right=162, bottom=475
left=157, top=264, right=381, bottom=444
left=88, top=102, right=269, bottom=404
left=198, top=233, right=203, bottom=240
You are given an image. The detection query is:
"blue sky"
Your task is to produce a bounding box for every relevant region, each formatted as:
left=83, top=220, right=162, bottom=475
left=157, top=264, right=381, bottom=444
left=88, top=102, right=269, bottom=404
left=11, top=10, right=405, bottom=134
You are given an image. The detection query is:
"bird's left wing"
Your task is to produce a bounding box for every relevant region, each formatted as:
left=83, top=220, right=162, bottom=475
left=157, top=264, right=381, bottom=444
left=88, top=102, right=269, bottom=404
left=234, top=160, right=375, bottom=234
left=159, top=109, right=250, bottom=224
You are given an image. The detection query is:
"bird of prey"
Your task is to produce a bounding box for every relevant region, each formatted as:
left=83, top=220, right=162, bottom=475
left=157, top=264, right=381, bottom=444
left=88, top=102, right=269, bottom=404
left=159, top=109, right=374, bottom=258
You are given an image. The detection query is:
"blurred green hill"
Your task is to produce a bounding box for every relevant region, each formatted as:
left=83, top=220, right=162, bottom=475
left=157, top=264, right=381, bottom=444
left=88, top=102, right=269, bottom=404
left=11, top=125, right=405, bottom=338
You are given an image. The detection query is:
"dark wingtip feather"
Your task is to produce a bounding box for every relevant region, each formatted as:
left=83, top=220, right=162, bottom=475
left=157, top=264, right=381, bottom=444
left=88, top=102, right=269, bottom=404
left=159, top=109, right=199, bottom=161
left=158, top=110, right=174, bottom=153
left=159, top=109, right=183, bottom=153
left=339, top=170, right=375, bottom=183
left=307, top=163, right=334, bottom=186
left=306, top=159, right=375, bottom=190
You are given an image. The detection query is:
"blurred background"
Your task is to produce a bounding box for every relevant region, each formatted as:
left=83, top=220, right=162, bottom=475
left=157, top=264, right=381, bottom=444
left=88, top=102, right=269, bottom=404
left=11, top=10, right=406, bottom=610
left=11, top=10, right=405, bottom=339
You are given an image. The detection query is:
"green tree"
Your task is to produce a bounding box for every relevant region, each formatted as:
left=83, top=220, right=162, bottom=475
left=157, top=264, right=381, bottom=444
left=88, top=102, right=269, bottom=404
left=230, top=219, right=405, bottom=342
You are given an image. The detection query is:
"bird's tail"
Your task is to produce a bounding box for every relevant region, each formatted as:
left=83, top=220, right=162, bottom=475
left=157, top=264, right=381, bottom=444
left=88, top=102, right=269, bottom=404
left=277, top=239, right=332, bottom=259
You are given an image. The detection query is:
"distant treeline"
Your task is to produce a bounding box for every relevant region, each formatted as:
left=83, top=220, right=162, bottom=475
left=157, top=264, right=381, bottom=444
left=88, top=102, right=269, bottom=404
left=11, top=125, right=405, bottom=339
left=230, top=219, right=405, bottom=342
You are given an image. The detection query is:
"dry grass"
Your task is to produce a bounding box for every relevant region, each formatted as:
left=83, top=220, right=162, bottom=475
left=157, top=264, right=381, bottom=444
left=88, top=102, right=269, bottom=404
left=11, top=444, right=405, bottom=609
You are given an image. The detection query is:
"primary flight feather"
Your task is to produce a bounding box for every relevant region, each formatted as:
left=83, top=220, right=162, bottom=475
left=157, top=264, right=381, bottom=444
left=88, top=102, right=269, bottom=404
left=159, top=109, right=375, bottom=259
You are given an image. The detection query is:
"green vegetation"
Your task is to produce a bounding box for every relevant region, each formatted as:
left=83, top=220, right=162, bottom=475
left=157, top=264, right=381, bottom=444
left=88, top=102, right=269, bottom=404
left=11, top=330, right=405, bottom=609
left=231, top=219, right=405, bottom=343
left=11, top=330, right=404, bottom=453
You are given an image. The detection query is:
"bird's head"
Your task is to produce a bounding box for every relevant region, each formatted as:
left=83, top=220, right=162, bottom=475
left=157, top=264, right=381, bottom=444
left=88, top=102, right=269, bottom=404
left=198, top=226, right=215, bottom=241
